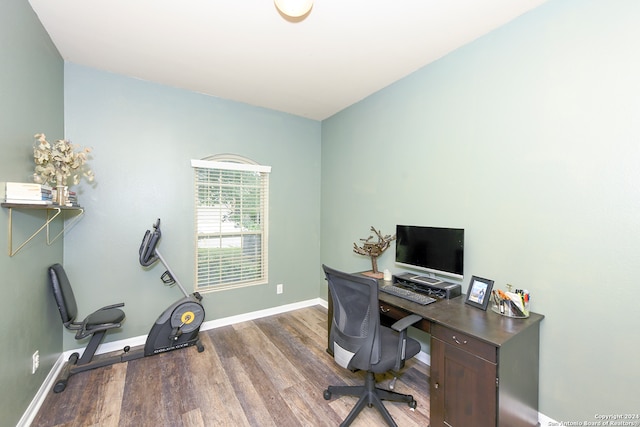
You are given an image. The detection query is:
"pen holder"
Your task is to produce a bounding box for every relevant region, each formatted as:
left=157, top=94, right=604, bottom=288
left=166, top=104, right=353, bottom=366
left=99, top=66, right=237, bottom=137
left=491, top=303, right=529, bottom=318
left=491, top=289, right=530, bottom=318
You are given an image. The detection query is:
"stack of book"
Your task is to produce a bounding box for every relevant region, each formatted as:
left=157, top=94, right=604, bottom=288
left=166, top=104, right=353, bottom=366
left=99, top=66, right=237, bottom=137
left=67, top=190, right=79, bottom=207
left=42, top=185, right=53, bottom=204
left=1, top=182, right=53, bottom=205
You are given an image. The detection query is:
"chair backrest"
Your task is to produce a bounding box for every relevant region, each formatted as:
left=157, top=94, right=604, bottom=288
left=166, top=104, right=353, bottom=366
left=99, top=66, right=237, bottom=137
left=49, top=263, right=78, bottom=326
left=322, top=264, right=381, bottom=371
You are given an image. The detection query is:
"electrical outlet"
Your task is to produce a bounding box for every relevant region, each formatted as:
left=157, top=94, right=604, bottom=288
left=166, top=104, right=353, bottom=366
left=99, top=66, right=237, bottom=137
left=276, top=283, right=283, bottom=294
left=32, top=350, right=39, bottom=374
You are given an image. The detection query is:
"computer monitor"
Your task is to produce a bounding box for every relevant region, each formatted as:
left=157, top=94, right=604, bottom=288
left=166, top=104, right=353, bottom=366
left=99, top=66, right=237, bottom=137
left=395, top=225, right=464, bottom=280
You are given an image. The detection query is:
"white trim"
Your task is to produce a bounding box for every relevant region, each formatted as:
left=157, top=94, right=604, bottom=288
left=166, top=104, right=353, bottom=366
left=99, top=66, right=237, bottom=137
left=20, top=298, right=326, bottom=424
left=193, top=157, right=271, bottom=292
left=72, top=298, right=326, bottom=357
left=414, top=350, right=430, bottom=366
left=16, top=353, right=66, bottom=427
left=200, top=298, right=324, bottom=330
left=190, top=159, right=271, bottom=173
left=21, top=297, right=554, bottom=427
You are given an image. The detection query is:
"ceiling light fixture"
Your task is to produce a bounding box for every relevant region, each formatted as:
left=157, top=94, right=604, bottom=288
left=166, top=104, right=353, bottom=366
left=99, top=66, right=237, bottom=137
left=274, top=0, right=313, bottom=19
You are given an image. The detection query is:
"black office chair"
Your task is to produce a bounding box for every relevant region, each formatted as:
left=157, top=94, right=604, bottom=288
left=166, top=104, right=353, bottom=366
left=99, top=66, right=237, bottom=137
left=322, top=264, right=422, bottom=427
left=49, top=263, right=125, bottom=367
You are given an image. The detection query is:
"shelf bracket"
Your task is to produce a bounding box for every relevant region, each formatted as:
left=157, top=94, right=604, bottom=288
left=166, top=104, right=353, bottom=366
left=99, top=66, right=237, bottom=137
left=7, top=207, right=61, bottom=256
left=4, top=205, right=84, bottom=257
left=47, top=208, right=84, bottom=246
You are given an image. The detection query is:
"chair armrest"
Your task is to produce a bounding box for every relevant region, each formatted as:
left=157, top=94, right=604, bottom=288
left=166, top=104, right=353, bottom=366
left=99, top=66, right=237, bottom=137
left=390, top=314, right=422, bottom=332
left=391, top=314, right=422, bottom=371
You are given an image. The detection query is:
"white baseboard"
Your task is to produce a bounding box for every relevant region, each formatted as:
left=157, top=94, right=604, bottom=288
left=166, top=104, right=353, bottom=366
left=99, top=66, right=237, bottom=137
left=19, top=298, right=327, bottom=426
left=72, top=298, right=328, bottom=357
left=414, top=350, right=431, bottom=366
left=16, top=353, right=66, bottom=427
left=199, top=298, right=327, bottom=331
left=20, top=297, right=554, bottom=427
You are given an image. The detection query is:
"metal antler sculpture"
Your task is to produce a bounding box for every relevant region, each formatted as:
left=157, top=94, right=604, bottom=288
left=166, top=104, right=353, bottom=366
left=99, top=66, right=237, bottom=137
left=353, top=226, right=396, bottom=277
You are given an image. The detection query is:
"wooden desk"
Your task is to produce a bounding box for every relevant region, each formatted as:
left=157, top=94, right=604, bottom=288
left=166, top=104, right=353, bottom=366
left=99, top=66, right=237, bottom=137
left=327, top=283, right=544, bottom=427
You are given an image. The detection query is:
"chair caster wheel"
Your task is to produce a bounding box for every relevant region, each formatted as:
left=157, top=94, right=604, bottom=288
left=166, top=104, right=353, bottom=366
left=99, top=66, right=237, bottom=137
left=197, top=343, right=205, bottom=353
left=323, top=389, right=332, bottom=400
left=53, top=380, right=67, bottom=393
left=409, top=399, right=417, bottom=410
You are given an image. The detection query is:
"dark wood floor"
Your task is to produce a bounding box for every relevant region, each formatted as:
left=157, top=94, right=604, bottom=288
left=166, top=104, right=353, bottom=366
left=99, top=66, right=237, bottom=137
left=31, top=305, right=430, bottom=426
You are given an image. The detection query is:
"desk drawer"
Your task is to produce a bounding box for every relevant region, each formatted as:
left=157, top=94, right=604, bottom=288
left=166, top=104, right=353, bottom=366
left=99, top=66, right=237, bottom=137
left=379, top=302, right=430, bottom=333
left=431, top=323, right=496, bottom=363
left=379, top=302, right=408, bottom=320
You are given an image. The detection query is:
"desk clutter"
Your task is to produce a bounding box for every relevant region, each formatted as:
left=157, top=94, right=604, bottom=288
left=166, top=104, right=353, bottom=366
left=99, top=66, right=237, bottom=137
left=491, top=287, right=530, bottom=318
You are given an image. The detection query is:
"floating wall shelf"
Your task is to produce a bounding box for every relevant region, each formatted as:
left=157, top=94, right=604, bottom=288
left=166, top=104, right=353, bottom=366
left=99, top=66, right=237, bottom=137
left=1, top=203, right=84, bottom=256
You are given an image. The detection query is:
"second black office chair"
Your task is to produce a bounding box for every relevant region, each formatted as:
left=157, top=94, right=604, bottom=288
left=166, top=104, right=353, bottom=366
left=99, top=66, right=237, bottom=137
left=322, top=265, right=422, bottom=427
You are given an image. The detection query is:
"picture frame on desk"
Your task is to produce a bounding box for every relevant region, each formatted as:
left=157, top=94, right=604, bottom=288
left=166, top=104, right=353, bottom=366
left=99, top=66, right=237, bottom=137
left=465, top=275, right=494, bottom=310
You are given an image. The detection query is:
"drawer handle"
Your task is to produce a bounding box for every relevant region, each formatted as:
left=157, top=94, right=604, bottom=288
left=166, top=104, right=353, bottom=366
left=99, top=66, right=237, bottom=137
left=434, top=382, right=439, bottom=389
left=452, top=335, right=468, bottom=345
left=380, top=305, right=390, bottom=313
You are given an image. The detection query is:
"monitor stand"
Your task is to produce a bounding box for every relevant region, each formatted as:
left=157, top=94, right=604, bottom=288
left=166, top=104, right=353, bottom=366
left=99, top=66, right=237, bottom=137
left=411, top=275, right=443, bottom=285
left=393, top=273, right=462, bottom=299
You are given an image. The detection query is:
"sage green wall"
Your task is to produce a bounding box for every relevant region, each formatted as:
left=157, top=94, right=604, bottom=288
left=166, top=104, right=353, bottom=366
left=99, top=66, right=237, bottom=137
left=321, top=0, right=639, bottom=422
left=7, top=0, right=639, bottom=424
left=0, top=0, right=65, bottom=425
left=62, top=63, right=321, bottom=348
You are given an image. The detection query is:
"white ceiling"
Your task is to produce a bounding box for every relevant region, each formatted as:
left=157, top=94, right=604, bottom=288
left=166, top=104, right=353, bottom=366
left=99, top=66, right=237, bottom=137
left=28, top=0, right=549, bottom=121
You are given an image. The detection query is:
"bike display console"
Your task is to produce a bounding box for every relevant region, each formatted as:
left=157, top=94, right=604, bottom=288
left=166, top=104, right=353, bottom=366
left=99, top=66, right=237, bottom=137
left=393, top=272, right=462, bottom=299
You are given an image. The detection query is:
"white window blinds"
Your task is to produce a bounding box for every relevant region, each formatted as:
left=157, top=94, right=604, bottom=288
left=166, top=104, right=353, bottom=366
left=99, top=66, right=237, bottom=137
left=191, top=158, right=271, bottom=292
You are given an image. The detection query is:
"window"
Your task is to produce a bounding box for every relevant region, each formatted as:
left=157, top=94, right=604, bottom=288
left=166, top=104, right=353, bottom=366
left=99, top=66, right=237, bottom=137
left=191, top=156, right=271, bottom=292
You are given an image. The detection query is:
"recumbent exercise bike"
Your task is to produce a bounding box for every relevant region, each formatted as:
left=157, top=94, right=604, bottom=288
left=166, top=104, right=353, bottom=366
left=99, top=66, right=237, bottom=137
left=50, top=219, right=205, bottom=393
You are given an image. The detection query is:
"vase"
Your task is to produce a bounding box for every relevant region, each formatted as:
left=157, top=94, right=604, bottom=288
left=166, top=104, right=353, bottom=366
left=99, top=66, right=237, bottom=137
left=55, top=185, right=67, bottom=206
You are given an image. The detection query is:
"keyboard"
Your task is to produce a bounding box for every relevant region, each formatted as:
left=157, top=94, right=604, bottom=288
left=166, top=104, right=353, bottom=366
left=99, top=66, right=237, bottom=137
left=380, top=285, right=437, bottom=305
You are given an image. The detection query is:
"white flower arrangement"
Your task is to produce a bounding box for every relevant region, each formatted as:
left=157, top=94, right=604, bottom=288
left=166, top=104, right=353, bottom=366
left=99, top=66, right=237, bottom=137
left=33, top=133, right=95, bottom=187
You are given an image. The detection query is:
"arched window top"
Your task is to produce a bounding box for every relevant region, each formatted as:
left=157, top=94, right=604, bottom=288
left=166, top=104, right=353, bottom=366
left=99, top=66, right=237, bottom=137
left=202, top=153, right=260, bottom=166
left=191, top=156, right=271, bottom=173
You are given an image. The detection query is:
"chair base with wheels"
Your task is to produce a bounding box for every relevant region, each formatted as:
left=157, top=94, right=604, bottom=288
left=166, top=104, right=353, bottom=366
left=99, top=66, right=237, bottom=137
left=324, top=371, right=417, bottom=427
